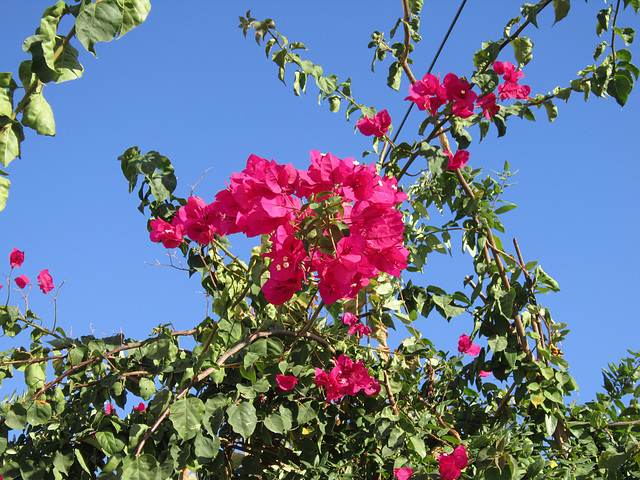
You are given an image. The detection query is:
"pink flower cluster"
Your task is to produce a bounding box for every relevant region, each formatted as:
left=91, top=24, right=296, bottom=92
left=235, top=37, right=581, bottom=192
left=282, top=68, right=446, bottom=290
left=314, top=354, right=380, bottom=402
left=494, top=61, right=531, bottom=101
left=405, top=72, right=495, bottom=119
left=149, top=151, right=409, bottom=306
left=439, top=445, right=469, bottom=480
left=356, top=109, right=391, bottom=138
left=341, top=312, right=371, bottom=339
left=5, top=249, right=54, bottom=294
left=405, top=62, right=531, bottom=118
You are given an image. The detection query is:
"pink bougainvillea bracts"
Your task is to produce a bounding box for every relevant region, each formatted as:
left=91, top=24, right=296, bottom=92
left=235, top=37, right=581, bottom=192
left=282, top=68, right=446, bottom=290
left=493, top=60, right=531, bottom=100
left=37, top=269, right=54, bottom=294
left=444, top=150, right=470, bottom=171
left=356, top=109, right=391, bottom=137
left=458, top=334, right=481, bottom=356
left=276, top=374, right=298, bottom=391
left=133, top=402, right=146, bottom=412
left=314, top=354, right=380, bottom=402
left=394, top=467, right=413, bottom=480
left=479, top=370, right=491, bottom=378
left=149, top=151, right=409, bottom=306
left=9, top=248, right=24, bottom=268
left=341, top=312, right=371, bottom=339
left=405, top=73, right=447, bottom=115
left=438, top=445, right=469, bottom=480
left=14, top=274, right=29, bottom=289
left=104, top=403, right=116, bottom=415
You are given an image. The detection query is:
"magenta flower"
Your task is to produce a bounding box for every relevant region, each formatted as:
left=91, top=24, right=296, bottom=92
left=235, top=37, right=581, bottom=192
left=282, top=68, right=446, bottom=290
left=314, top=354, right=380, bottom=402
left=276, top=374, right=298, bottom=391
left=105, top=403, right=116, bottom=415
left=149, top=217, right=184, bottom=248
left=133, top=402, right=146, bottom=412
left=405, top=73, right=448, bottom=115
left=476, top=93, right=500, bottom=119
left=394, top=467, right=413, bottom=480
left=356, top=109, right=391, bottom=137
left=9, top=248, right=24, bottom=268
left=458, top=334, right=481, bottom=356
left=479, top=370, right=491, bottom=378
left=493, top=61, right=531, bottom=101
left=444, top=150, right=470, bottom=171
left=14, top=274, right=29, bottom=289
left=37, top=269, right=54, bottom=294
left=341, top=312, right=371, bottom=339
left=442, top=73, right=478, bottom=118
left=438, top=445, right=469, bottom=480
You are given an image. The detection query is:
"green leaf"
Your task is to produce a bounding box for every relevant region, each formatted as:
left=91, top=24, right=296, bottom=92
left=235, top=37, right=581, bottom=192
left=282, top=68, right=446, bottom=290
left=227, top=401, right=257, bottom=439
left=0, top=90, right=12, bottom=117
left=5, top=403, right=28, bottom=430
left=607, top=72, right=632, bottom=106
left=614, top=26, right=635, bottom=46
left=121, top=454, right=157, bottom=480
left=138, top=377, right=156, bottom=400
left=512, top=37, right=534, bottom=66
left=120, top=0, right=152, bottom=37
left=488, top=335, right=508, bottom=352
left=195, top=431, right=220, bottom=462
left=21, top=92, right=55, bottom=136
left=543, top=100, right=558, bottom=122
left=552, top=0, right=571, bottom=24
left=0, top=119, right=23, bottom=167
left=76, top=0, right=150, bottom=56
left=95, top=431, right=125, bottom=456
left=328, top=95, right=341, bottom=112
left=521, top=3, right=544, bottom=28
left=54, top=38, right=84, bottom=83
left=25, top=400, right=52, bottom=426
left=169, top=397, right=206, bottom=441
left=19, top=460, right=47, bottom=480
left=0, top=166, right=10, bottom=211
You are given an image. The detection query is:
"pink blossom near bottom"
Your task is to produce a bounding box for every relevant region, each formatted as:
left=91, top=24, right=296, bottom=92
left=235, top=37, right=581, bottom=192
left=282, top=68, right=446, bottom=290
left=104, top=403, right=116, bottom=415
left=394, top=467, right=413, bottom=480
left=438, top=445, right=469, bottom=480
left=133, top=402, right=146, bottom=412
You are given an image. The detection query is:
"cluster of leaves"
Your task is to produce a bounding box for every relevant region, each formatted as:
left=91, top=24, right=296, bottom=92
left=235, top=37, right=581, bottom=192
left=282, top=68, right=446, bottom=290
left=1, top=1, right=639, bottom=479
left=0, top=0, right=151, bottom=211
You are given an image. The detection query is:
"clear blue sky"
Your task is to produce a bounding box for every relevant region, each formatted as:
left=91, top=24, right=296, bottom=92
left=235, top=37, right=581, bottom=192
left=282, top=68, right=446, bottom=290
left=1, top=1, right=638, bottom=402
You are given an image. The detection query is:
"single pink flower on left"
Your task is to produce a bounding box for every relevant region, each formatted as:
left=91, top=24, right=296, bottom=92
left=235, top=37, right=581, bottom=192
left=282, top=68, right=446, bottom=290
left=133, top=402, right=146, bottom=412
left=458, top=334, right=481, bottom=356
left=356, top=109, right=391, bottom=137
left=276, top=374, right=298, bottom=391
left=37, top=269, right=54, bottom=294
left=9, top=249, right=24, bottom=268
left=394, top=467, right=413, bottom=480
left=15, top=274, right=29, bottom=289
left=105, top=403, right=116, bottom=415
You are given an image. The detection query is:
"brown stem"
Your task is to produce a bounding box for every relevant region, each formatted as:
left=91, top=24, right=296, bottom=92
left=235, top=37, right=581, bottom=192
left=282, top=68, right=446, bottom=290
left=399, top=0, right=417, bottom=84
left=383, top=371, right=400, bottom=416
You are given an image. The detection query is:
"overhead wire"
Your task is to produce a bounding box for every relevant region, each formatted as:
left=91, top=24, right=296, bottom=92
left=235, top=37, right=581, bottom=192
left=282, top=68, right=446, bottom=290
left=380, top=0, right=469, bottom=164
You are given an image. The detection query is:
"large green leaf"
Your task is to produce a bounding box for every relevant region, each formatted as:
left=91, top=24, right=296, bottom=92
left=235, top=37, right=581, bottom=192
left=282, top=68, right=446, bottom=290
left=76, top=0, right=151, bottom=56
left=121, top=455, right=157, bottom=480
left=0, top=120, right=23, bottom=167
left=552, top=0, right=571, bottom=24
left=169, top=396, right=205, bottom=441
left=21, top=92, right=55, bottom=136
left=227, top=401, right=257, bottom=439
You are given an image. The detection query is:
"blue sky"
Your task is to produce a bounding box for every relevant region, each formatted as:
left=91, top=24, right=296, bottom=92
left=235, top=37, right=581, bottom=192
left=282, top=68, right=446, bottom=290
left=1, top=1, right=638, bottom=402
